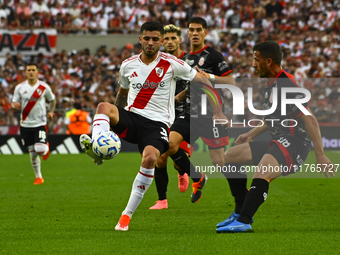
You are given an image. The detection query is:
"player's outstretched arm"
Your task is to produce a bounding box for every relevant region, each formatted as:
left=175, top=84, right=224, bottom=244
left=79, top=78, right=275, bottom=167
left=235, top=118, right=269, bottom=145
left=193, top=72, right=229, bottom=128
left=115, top=87, right=129, bottom=108
left=300, top=109, right=335, bottom=178
left=195, top=66, right=236, bottom=86
left=175, top=89, right=187, bottom=104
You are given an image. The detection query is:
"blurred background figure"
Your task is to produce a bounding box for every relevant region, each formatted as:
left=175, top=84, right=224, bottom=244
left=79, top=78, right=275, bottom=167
left=64, top=102, right=92, bottom=135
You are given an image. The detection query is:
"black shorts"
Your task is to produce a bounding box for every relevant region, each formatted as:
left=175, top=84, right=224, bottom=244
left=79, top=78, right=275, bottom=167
left=112, top=107, right=170, bottom=154
left=20, top=125, right=48, bottom=147
left=171, top=114, right=190, bottom=143
left=191, top=116, right=229, bottom=149
left=250, top=135, right=310, bottom=176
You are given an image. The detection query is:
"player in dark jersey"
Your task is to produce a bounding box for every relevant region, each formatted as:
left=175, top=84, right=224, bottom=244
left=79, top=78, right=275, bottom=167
left=166, top=17, right=237, bottom=204
left=149, top=24, right=192, bottom=209
left=216, top=41, right=335, bottom=233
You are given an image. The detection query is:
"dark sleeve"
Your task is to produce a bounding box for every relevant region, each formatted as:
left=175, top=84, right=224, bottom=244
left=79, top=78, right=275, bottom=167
left=213, top=51, right=232, bottom=77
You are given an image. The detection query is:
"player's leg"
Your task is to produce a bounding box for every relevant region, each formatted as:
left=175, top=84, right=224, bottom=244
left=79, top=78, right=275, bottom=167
left=175, top=141, right=191, bottom=192
left=21, top=127, right=45, bottom=184
left=116, top=142, right=163, bottom=231
left=80, top=102, right=120, bottom=165
left=216, top=142, right=265, bottom=228
left=116, top=119, right=168, bottom=231
left=149, top=152, right=169, bottom=209
left=34, top=126, right=49, bottom=160
left=217, top=153, right=281, bottom=233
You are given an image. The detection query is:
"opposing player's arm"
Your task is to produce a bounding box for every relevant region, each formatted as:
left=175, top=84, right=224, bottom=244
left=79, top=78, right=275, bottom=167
left=235, top=117, right=269, bottom=144
left=193, top=72, right=229, bottom=126
left=196, top=66, right=236, bottom=86
left=115, top=86, right=129, bottom=108
left=175, top=89, right=187, bottom=104
left=300, top=109, right=335, bottom=177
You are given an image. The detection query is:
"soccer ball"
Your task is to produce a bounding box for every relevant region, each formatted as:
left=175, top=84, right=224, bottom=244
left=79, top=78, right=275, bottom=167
left=92, top=131, right=121, bottom=160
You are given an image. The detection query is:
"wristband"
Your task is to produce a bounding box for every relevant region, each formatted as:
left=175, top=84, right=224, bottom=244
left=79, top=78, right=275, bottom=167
left=209, top=74, right=215, bottom=81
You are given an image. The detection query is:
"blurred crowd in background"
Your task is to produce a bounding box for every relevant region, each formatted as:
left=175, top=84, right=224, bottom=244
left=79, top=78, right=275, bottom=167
left=1, top=0, right=340, bottom=133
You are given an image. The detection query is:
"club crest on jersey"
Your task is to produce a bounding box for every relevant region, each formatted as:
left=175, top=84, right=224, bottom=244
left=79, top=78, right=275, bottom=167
left=198, top=57, right=205, bottom=66
left=37, top=88, right=42, bottom=95
left=155, top=67, right=164, bottom=77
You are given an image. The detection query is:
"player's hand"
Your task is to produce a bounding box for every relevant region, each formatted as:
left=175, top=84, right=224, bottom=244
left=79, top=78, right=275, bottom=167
left=235, top=133, right=252, bottom=145
left=175, top=95, right=180, bottom=105
left=11, top=102, right=21, bottom=110
left=213, top=112, right=230, bottom=129
left=196, top=66, right=210, bottom=79
left=316, top=154, right=335, bottom=178
left=47, top=112, right=54, bottom=121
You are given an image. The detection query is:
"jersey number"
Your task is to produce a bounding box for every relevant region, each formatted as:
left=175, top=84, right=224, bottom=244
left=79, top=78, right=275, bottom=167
left=39, top=130, right=47, bottom=143
left=212, top=127, right=219, bottom=138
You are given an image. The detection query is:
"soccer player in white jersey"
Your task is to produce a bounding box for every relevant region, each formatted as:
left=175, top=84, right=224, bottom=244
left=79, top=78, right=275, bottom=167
left=12, top=63, right=56, bottom=185
left=79, top=21, right=228, bottom=231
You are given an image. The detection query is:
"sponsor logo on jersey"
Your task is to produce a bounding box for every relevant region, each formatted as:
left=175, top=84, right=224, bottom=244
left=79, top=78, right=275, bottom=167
left=131, top=80, right=165, bottom=89
left=155, top=67, right=164, bottom=77
left=218, top=61, right=229, bottom=71
left=185, top=59, right=195, bottom=66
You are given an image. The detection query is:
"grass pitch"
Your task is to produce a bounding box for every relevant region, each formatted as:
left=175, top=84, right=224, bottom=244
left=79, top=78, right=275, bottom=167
left=0, top=152, right=339, bottom=255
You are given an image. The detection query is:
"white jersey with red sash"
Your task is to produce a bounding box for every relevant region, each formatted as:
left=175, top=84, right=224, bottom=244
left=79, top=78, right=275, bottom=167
left=12, top=80, right=55, bottom=128
left=119, top=52, right=197, bottom=127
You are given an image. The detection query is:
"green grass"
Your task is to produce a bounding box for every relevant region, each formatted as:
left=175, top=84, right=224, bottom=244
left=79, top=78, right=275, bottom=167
left=0, top=152, right=339, bottom=255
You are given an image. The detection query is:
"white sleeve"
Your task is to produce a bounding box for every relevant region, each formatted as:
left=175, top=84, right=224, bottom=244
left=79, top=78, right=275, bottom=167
left=12, top=85, right=21, bottom=103
left=45, top=85, right=55, bottom=102
left=172, top=60, right=197, bottom=81
left=118, top=66, right=130, bottom=89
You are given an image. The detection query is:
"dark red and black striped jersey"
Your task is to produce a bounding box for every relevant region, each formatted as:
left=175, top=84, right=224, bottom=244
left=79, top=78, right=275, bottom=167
left=183, top=45, right=232, bottom=117
left=263, top=70, right=311, bottom=148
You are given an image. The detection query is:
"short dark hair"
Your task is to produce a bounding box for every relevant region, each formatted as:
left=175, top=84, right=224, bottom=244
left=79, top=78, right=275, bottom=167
left=188, top=16, right=207, bottom=29
left=164, top=24, right=181, bottom=37
left=140, top=21, right=164, bottom=35
left=25, top=63, right=39, bottom=70
left=253, top=41, right=282, bottom=65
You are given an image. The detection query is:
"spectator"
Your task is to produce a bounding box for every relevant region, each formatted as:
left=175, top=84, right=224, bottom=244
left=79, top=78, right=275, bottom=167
left=31, top=0, right=50, bottom=14
left=16, top=0, right=31, bottom=17
left=64, top=102, right=92, bottom=135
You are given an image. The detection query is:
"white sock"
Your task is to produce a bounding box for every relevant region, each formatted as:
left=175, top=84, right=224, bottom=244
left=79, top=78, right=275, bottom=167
left=92, top=114, right=110, bottom=138
left=122, top=167, right=154, bottom=218
left=29, top=145, right=42, bottom=178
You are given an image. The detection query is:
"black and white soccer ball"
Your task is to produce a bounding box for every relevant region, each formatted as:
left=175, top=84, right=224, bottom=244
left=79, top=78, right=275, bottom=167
left=92, top=131, right=121, bottom=160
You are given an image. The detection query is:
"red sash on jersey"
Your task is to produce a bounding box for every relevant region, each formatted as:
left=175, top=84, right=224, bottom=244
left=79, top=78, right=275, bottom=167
left=129, top=58, right=171, bottom=110
left=22, top=84, right=46, bottom=121
left=127, top=8, right=137, bottom=23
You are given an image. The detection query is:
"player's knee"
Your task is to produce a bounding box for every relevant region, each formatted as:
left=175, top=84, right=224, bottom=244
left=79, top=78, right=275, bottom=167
left=211, top=157, right=224, bottom=167
left=97, top=102, right=114, bottom=115
left=168, top=141, right=179, bottom=156
left=156, top=153, right=168, bottom=168
left=142, top=153, right=158, bottom=168
left=34, top=143, right=48, bottom=156
left=224, top=147, right=240, bottom=163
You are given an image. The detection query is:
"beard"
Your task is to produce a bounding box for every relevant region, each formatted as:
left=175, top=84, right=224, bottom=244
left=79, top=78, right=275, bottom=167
left=143, top=46, right=158, bottom=57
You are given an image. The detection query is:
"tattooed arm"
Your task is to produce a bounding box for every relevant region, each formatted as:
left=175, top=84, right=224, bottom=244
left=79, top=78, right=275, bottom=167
left=115, top=86, right=129, bottom=108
